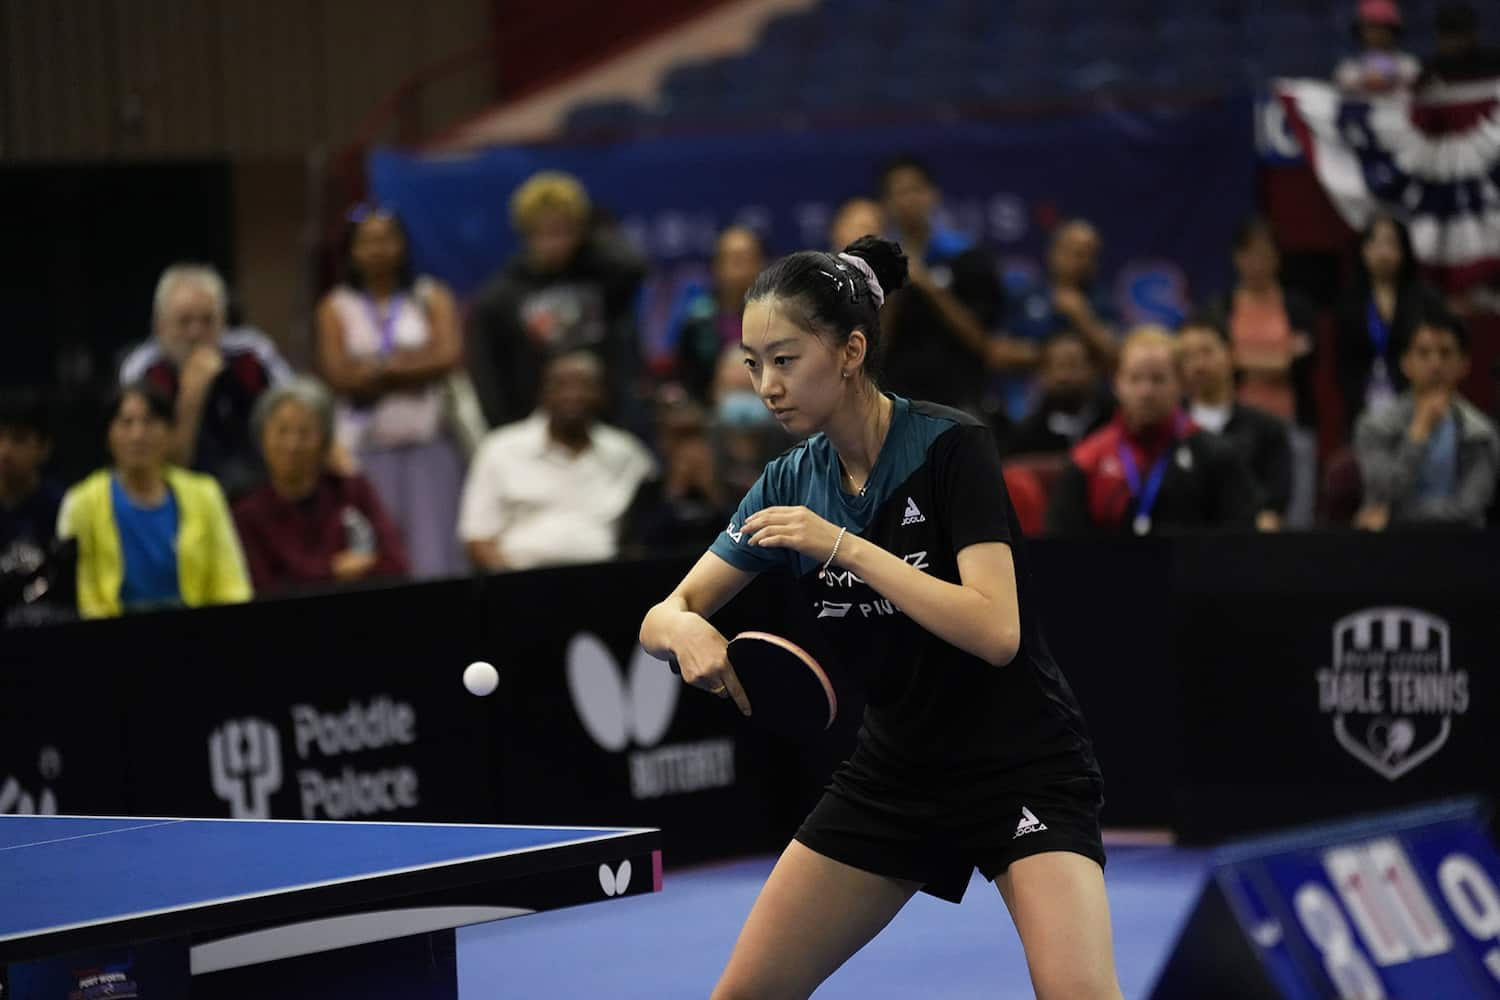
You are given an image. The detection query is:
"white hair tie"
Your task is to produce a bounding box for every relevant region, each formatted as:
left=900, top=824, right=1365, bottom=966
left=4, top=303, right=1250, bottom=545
left=837, top=253, right=885, bottom=307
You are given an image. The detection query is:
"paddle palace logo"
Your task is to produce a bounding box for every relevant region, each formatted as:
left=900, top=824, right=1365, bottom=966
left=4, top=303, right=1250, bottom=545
left=208, top=695, right=423, bottom=819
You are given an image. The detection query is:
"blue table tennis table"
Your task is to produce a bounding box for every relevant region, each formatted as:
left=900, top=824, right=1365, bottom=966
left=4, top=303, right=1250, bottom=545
left=0, top=815, right=661, bottom=998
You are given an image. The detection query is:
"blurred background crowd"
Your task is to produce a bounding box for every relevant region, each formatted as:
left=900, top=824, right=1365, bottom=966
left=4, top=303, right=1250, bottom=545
left=3, top=0, right=1499, bottom=625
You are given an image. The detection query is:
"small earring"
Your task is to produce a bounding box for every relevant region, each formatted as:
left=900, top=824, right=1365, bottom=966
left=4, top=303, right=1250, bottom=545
left=841, top=370, right=849, bottom=379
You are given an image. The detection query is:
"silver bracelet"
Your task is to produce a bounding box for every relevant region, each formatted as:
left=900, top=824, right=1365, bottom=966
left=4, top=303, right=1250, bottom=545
left=818, top=526, right=848, bottom=580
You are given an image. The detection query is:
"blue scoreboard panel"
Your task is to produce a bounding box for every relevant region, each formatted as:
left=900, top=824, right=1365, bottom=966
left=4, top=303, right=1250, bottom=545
left=1153, top=799, right=1500, bottom=998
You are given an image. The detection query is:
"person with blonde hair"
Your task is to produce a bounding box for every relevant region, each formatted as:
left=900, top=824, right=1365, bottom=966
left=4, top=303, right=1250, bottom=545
left=468, top=169, right=646, bottom=427
left=1047, top=326, right=1257, bottom=535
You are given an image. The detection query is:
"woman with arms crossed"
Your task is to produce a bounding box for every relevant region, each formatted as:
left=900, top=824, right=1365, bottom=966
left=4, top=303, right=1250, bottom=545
left=639, top=237, right=1120, bottom=999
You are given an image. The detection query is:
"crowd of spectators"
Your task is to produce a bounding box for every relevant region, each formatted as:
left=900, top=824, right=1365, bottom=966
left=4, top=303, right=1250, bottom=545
left=1336, top=0, right=1500, bottom=95
left=2, top=2, right=1498, bottom=625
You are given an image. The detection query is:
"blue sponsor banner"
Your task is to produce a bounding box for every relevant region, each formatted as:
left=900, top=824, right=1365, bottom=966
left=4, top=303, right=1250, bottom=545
left=370, top=97, right=1255, bottom=356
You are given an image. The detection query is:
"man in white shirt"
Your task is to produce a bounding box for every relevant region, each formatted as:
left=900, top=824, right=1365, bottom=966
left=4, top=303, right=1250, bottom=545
left=458, top=352, right=656, bottom=571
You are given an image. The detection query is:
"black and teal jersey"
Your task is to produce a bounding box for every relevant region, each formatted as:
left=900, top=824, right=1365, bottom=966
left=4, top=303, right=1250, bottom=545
left=710, top=394, right=1097, bottom=786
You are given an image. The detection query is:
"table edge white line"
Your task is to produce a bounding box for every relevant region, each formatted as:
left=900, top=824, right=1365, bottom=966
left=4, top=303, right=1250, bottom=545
left=0, top=829, right=660, bottom=945
left=0, top=820, right=185, bottom=854
left=0, top=814, right=654, bottom=835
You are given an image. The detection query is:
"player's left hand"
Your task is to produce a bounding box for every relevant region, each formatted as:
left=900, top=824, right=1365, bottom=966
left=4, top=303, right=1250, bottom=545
left=742, top=506, right=845, bottom=563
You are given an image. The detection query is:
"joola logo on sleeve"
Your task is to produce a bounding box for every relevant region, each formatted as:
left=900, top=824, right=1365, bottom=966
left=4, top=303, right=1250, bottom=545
left=566, top=633, right=733, bottom=799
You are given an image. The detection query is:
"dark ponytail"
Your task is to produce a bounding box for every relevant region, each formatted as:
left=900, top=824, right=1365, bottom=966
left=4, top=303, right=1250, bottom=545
left=744, top=236, right=909, bottom=381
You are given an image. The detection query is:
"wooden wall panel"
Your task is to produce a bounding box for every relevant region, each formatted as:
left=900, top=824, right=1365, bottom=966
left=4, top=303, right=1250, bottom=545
left=0, top=0, right=493, bottom=161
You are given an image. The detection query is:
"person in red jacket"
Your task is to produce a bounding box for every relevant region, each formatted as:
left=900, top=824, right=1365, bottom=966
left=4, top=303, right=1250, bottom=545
left=1047, top=327, right=1257, bottom=536
left=233, top=377, right=407, bottom=596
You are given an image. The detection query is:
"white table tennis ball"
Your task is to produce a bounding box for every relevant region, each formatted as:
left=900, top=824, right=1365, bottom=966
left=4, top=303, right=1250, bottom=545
left=464, top=661, right=499, bottom=697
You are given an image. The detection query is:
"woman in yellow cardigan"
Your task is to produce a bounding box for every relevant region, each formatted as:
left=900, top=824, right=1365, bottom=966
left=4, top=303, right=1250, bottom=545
left=58, top=382, right=251, bottom=618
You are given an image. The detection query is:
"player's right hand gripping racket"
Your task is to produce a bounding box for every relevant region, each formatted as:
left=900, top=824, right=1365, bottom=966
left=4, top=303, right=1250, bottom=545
left=670, top=631, right=837, bottom=741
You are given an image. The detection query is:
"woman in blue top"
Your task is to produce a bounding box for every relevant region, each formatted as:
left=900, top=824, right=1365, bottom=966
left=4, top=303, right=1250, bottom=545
left=58, top=383, right=250, bottom=618
left=639, top=237, right=1119, bottom=999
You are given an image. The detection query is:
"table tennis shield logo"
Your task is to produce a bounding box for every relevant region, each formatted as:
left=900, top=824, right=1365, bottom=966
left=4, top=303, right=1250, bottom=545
left=209, top=717, right=284, bottom=817
left=566, top=633, right=677, bottom=753
left=1328, top=608, right=1457, bottom=781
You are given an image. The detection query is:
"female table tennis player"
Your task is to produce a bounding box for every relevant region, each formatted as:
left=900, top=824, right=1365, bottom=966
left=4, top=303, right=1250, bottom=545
left=639, top=236, right=1121, bottom=999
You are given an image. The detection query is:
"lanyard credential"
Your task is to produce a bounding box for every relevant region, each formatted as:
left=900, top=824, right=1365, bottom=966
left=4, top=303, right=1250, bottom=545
left=1116, top=413, right=1182, bottom=539
left=362, top=293, right=406, bottom=357
left=1365, top=298, right=1398, bottom=406
left=1117, top=424, right=1180, bottom=535
left=1366, top=298, right=1391, bottom=357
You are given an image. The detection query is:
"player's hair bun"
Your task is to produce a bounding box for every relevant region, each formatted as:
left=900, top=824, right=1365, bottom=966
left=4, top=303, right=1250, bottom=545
left=841, top=236, right=909, bottom=303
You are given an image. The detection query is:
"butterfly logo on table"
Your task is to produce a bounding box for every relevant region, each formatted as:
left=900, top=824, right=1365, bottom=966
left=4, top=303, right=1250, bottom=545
left=599, top=860, right=633, bottom=897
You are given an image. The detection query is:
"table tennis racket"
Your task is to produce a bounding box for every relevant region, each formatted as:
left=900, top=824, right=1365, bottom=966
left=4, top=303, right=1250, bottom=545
left=669, top=631, right=837, bottom=740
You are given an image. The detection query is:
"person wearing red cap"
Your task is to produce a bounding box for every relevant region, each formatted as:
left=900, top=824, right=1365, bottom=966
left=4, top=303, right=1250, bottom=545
left=1335, top=0, right=1421, bottom=94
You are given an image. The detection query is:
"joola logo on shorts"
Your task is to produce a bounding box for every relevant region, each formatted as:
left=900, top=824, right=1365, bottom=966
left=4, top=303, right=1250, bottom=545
left=566, top=632, right=733, bottom=800
left=1013, top=806, right=1047, bottom=839
left=209, top=718, right=283, bottom=819
left=1317, top=608, right=1469, bottom=781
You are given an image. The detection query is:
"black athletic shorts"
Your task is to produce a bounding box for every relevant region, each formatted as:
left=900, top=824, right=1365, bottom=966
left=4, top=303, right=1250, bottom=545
left=794, top=764, right=1106, bottom=904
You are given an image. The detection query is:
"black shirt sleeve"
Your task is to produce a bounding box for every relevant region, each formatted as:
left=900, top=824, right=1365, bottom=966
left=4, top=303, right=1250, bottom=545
left=1334, top=288, right=1374, bottom=432
left=1206, top=437, right=1260, bottom=529
left=935, top=424, right=1014, bottom=554
left=708, top=464, right=789, bottom=574
left=1283, top=286, right=1321, bottom=428
left=1004, top=412, right=1060, bottom=458
left=1251, top=411, right=1294, bottom=515
left=465, top=275, right=521, bottom=426
left=947, top=248, right=1005, bottom=329
left=1044, top=461, right=1094, bottom=536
